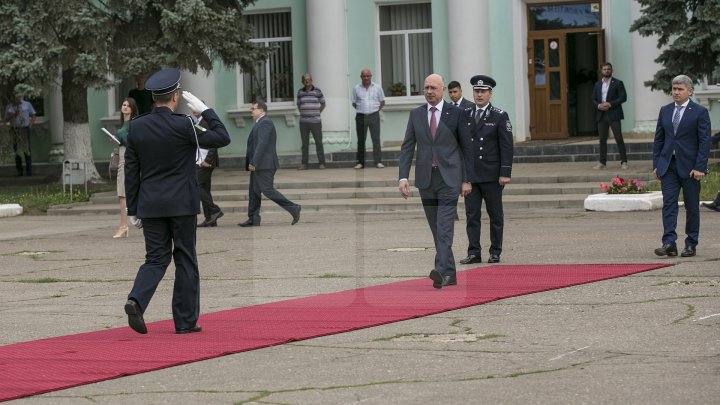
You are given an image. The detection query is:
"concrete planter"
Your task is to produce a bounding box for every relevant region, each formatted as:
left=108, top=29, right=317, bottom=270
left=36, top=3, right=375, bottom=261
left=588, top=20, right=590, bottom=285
left=0, top=204, right=23, bottom=217
left=584, top=191, right=663, bottom=212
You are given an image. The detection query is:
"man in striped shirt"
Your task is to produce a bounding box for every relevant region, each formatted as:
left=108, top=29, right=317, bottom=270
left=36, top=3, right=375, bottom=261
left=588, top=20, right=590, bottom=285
left=296, top=73, right=326, bottom=170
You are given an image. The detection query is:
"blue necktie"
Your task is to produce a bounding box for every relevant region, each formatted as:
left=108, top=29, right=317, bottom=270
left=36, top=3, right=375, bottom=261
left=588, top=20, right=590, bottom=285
left=672, top=105, right=684, bottom=134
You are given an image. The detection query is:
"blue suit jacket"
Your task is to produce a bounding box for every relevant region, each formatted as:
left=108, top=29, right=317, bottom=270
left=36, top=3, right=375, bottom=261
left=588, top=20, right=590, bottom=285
left=591, top=77, right=626, bottom=122
left=125, top=107, right=231, bottom=218
left=460, top=103, right=514, bottom=183
left=653, top=100, right=711, bottom=178
left=246, top=115, right=279, bottom=171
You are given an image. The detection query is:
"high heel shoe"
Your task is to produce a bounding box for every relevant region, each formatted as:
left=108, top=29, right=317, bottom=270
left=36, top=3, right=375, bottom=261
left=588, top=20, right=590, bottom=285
left=113, top=226, right=129, bottom=239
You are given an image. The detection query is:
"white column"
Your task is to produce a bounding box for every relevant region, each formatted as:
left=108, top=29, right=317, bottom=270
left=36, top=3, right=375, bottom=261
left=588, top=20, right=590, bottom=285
left=48, top=69, right=65, bottom=162
left=180, top=70, right=215, bottom=117
left=630, top=1, right=667, bottom=133
left=306, top=0, right=349, bottom=146
left=447, top=0, right=489, bottom=87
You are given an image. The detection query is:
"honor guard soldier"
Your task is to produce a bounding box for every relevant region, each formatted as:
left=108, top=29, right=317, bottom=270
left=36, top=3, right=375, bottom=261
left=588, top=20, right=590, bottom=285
left=459, top=75, right=514, bottom=265
left=123, top=68, right=231, bottom=334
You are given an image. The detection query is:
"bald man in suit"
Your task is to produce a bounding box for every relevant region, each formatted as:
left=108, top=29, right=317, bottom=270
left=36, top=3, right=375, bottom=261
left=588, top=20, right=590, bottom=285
left=398, top=73, right=470, bottom=289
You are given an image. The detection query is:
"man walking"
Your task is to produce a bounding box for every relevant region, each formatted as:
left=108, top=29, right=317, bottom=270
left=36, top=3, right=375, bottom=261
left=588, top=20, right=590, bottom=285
left=4, top=95, right=36, bottom=176
left=591, top=62, right=628, bottom=170
left=195, top=113, right=224, bottom=228
left=238, top=101, right=301, bottom=227
left=296, top=73, right=326, bottom=170
left=352, top=68, right=385, bottom=169
left=398, top=73, right=469, bottom=289
left=123, top=68, right=231, bottom=334
left=653, top=75, right=711, bottom=258
left=459, top=75, right=514, bottom=265
left=447, top=81, right=475, bottom=110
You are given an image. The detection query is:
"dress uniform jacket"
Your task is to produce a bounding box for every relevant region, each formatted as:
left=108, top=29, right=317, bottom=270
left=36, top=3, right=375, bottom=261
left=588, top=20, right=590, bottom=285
left=125, top=107, right=231, bottom=218
left=462, top=104, right=514, bottom=183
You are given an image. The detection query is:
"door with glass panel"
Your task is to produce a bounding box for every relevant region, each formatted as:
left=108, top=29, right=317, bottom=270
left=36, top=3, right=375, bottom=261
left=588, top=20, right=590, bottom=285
left=529, top=34, right=567, bottom=139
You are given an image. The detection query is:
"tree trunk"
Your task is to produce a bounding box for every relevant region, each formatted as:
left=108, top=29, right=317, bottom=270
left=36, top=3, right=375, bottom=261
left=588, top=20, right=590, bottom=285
left=62, top=70, right=102, bottom=182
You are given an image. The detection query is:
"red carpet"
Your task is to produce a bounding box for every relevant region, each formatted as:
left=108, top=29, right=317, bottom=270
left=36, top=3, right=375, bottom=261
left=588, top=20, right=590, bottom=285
left=0, top=264, right=669, bottom=401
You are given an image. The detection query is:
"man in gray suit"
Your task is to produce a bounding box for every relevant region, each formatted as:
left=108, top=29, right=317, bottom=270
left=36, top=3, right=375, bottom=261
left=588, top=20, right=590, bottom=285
left=398, top=74, right=470, bottom=289
left=238, top=101, right=301, bottom=227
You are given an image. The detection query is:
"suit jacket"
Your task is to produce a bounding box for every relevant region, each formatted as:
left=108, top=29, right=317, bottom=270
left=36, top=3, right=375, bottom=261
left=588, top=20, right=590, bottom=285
left=449, top=98, right=475, bottom=110
left=198, top=119, right=220, bottom=168
left=591, top=77, right=626, bottom=122
left=125, top=107, right=231, bottom=218
left=246, top=115, right=279, bottom=171
left=461, top=104, right=514, bottom=183
left=398, top=102, right=467, bottom=190
left=653, top=100, right=711, bottom=178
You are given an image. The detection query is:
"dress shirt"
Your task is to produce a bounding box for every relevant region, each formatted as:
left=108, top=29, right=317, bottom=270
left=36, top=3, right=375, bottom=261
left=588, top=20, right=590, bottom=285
left=352, top=82, right=385, bottom=114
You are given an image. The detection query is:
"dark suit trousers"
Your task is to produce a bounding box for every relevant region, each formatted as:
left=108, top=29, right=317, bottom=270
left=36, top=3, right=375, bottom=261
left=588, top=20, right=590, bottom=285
left=464, top=181, right=504, bottom=256
left=355, top=112, right=382, bottom=165
left=299, top=122, right=325, bottom=165
left=598, top=113, right=627, bottom=164
left=197, top=166, right=220, bottom=219
left=128, top=215, right=200, bottom=330
left=248, top=169, right=298, bottom=221
left=419, top=169, right=458, bottom=276
left=660, top=157, right=701, bottom=248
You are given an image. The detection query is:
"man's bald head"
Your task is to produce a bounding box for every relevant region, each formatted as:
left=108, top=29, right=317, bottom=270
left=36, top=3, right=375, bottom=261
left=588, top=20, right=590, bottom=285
left=424, top=74, right=446, bottom=106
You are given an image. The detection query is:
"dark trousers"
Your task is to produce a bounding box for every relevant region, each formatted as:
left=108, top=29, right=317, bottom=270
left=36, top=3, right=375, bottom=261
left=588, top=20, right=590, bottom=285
left=355, top=112, right=382, bottom=165
left=197, top=166, right=221, bottom=219
left=464, top=181, right=504, bottom=256
left=299, top=122, right=325, bottom=165
left=418, top=169, right=458, bottom=276
left=128, top=215, right=199, bottom=330
left=11, top=126, right=32, bottom=176
left=247, top=169, right=298, bottom=222
left=660, top=157, right=701, bottom=248
left=597, top=114, right=627, bottom=164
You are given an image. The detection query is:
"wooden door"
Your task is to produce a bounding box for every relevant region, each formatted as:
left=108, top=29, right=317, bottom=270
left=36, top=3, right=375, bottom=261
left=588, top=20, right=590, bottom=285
left=529, top=34, right=568, bottom=139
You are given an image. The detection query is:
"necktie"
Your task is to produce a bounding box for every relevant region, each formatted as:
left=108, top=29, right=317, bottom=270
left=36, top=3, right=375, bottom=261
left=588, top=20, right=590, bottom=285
left=672, top=105, right=684, bottom=134
left=475, top=108, right=483, bottom=124
left=429, top=106, right=437, bottom=139
left=454, top=102, right=459, bottom=107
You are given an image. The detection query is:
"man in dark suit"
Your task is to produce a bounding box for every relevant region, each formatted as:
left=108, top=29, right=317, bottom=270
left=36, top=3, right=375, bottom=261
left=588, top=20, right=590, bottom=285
left=459, top=75, right=514, bottom=265
left=653, top=74, right=711, bottom=258
left=238, top=100, right=301, bottom=227
left=197, top=147, right=223, bottom=227
left=591, top=62, right=628, bottom=170
left=447, top=81, right=475, bottom=110
left=398, top=73, right=469, bottom=289
left=123, top=68, right=231, bottom=334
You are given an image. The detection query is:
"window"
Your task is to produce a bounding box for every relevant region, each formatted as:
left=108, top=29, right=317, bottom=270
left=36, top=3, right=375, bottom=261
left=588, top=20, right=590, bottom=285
left=243, top=12, right=293, bottom=103
left=379, top=3, right=432, bottom=97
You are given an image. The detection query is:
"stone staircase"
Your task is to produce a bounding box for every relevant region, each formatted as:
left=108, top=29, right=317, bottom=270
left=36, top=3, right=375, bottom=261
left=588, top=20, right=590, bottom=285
left=46, top=163, right=658, bottom=216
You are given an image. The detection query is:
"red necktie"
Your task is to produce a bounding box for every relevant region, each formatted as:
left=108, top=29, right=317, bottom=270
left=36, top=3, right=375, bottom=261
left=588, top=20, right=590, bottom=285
left=430, top=106, right=437, bottom=139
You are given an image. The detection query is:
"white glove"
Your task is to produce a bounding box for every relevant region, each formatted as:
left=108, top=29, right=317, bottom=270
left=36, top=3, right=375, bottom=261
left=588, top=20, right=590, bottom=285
left=182, top=91, right=209, bottom=114
left=129, top=216, right=143, bottom=229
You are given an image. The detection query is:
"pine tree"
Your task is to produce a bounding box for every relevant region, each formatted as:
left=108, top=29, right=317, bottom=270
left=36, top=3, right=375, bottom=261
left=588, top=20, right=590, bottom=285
left=0, top=0, right=268, bottom=180
left=630, top=0, right=720, bottom=93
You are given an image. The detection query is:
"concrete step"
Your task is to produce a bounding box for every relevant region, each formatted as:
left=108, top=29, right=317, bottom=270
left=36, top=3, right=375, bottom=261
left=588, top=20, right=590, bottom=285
left=46, top=193, right=589, bottom=216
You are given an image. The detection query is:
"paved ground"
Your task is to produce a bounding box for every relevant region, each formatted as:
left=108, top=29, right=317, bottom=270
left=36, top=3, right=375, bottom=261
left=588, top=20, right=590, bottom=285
left=1, top=165, right=719, bottom=404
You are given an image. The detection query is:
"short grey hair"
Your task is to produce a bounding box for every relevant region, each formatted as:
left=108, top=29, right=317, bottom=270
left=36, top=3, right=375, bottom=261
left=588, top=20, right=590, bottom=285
left=671, top=75, right=694, bottom=89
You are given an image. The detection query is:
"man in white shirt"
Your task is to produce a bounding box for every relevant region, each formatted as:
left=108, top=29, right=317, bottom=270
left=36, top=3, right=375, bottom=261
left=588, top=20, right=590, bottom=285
left=351, top=69, right=385, bottom=169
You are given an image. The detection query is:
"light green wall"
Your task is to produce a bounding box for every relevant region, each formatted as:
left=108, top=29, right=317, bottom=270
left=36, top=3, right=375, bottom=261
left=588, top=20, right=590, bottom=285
left=88, top=89, right=112, bottom=161
left=609, top=0, right=636, bottom=132
left=487, top=1, right=516, bottom=126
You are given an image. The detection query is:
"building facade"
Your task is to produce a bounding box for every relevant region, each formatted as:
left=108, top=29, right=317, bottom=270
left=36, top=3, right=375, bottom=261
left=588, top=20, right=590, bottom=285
left=17, top=0, right=720, bottom=164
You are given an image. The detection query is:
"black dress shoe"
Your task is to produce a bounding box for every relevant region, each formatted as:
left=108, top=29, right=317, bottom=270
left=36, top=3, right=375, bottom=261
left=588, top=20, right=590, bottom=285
left=487, top=254, right=500, bottom=263
left=291, top=205, right=301, bottom=225
left=442, top=275, right=457, bottom=286
left=238, top=220, right=259, bottom=227
left=459, top=254, right=482, bottom=264
left=654, top=244, right=678, bottom=257
left=680, top=247, right=696, bottom=257
left=428, top=269, right=443, bottom=289
left=701, top=202, right=720, bottom=212
left=198, top=220, right=217, bottom=227
left=208, top=210, right=224, bottom=223
left=124, top=299, right=147, bottom=334
left=175, top=325, right=202, bottom=334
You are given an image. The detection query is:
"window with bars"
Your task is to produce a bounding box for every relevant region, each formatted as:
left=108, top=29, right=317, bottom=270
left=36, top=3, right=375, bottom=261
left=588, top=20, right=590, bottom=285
left=379, top=2, right=433, bottom=97
left=243, top=12, right=294, bottom=103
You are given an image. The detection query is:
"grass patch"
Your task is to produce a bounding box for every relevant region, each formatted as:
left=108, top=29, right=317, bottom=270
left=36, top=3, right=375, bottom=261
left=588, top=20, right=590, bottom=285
left=700, top=162, right=720, bottom=200
left=18, top=277, right=63, bottom=283
left=0, top=184, right=94, bottom=214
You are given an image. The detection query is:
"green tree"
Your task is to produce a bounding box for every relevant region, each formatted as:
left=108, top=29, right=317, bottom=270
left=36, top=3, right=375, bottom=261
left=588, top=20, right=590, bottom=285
left=0, top=0, right=269, bottom=180
left=630, top=0, right=720, bottom=93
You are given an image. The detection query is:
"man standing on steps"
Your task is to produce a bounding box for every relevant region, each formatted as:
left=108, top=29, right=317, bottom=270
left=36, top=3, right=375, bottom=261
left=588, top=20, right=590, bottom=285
left=447, top=81, right=475, bottom=110
left=352, top=68, right=385, bottom=169
left=238, top=100, right=301, bottom=228
left=591, top=62, right=629, bottom=170
left=296, top=73, right=326, bottom=170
